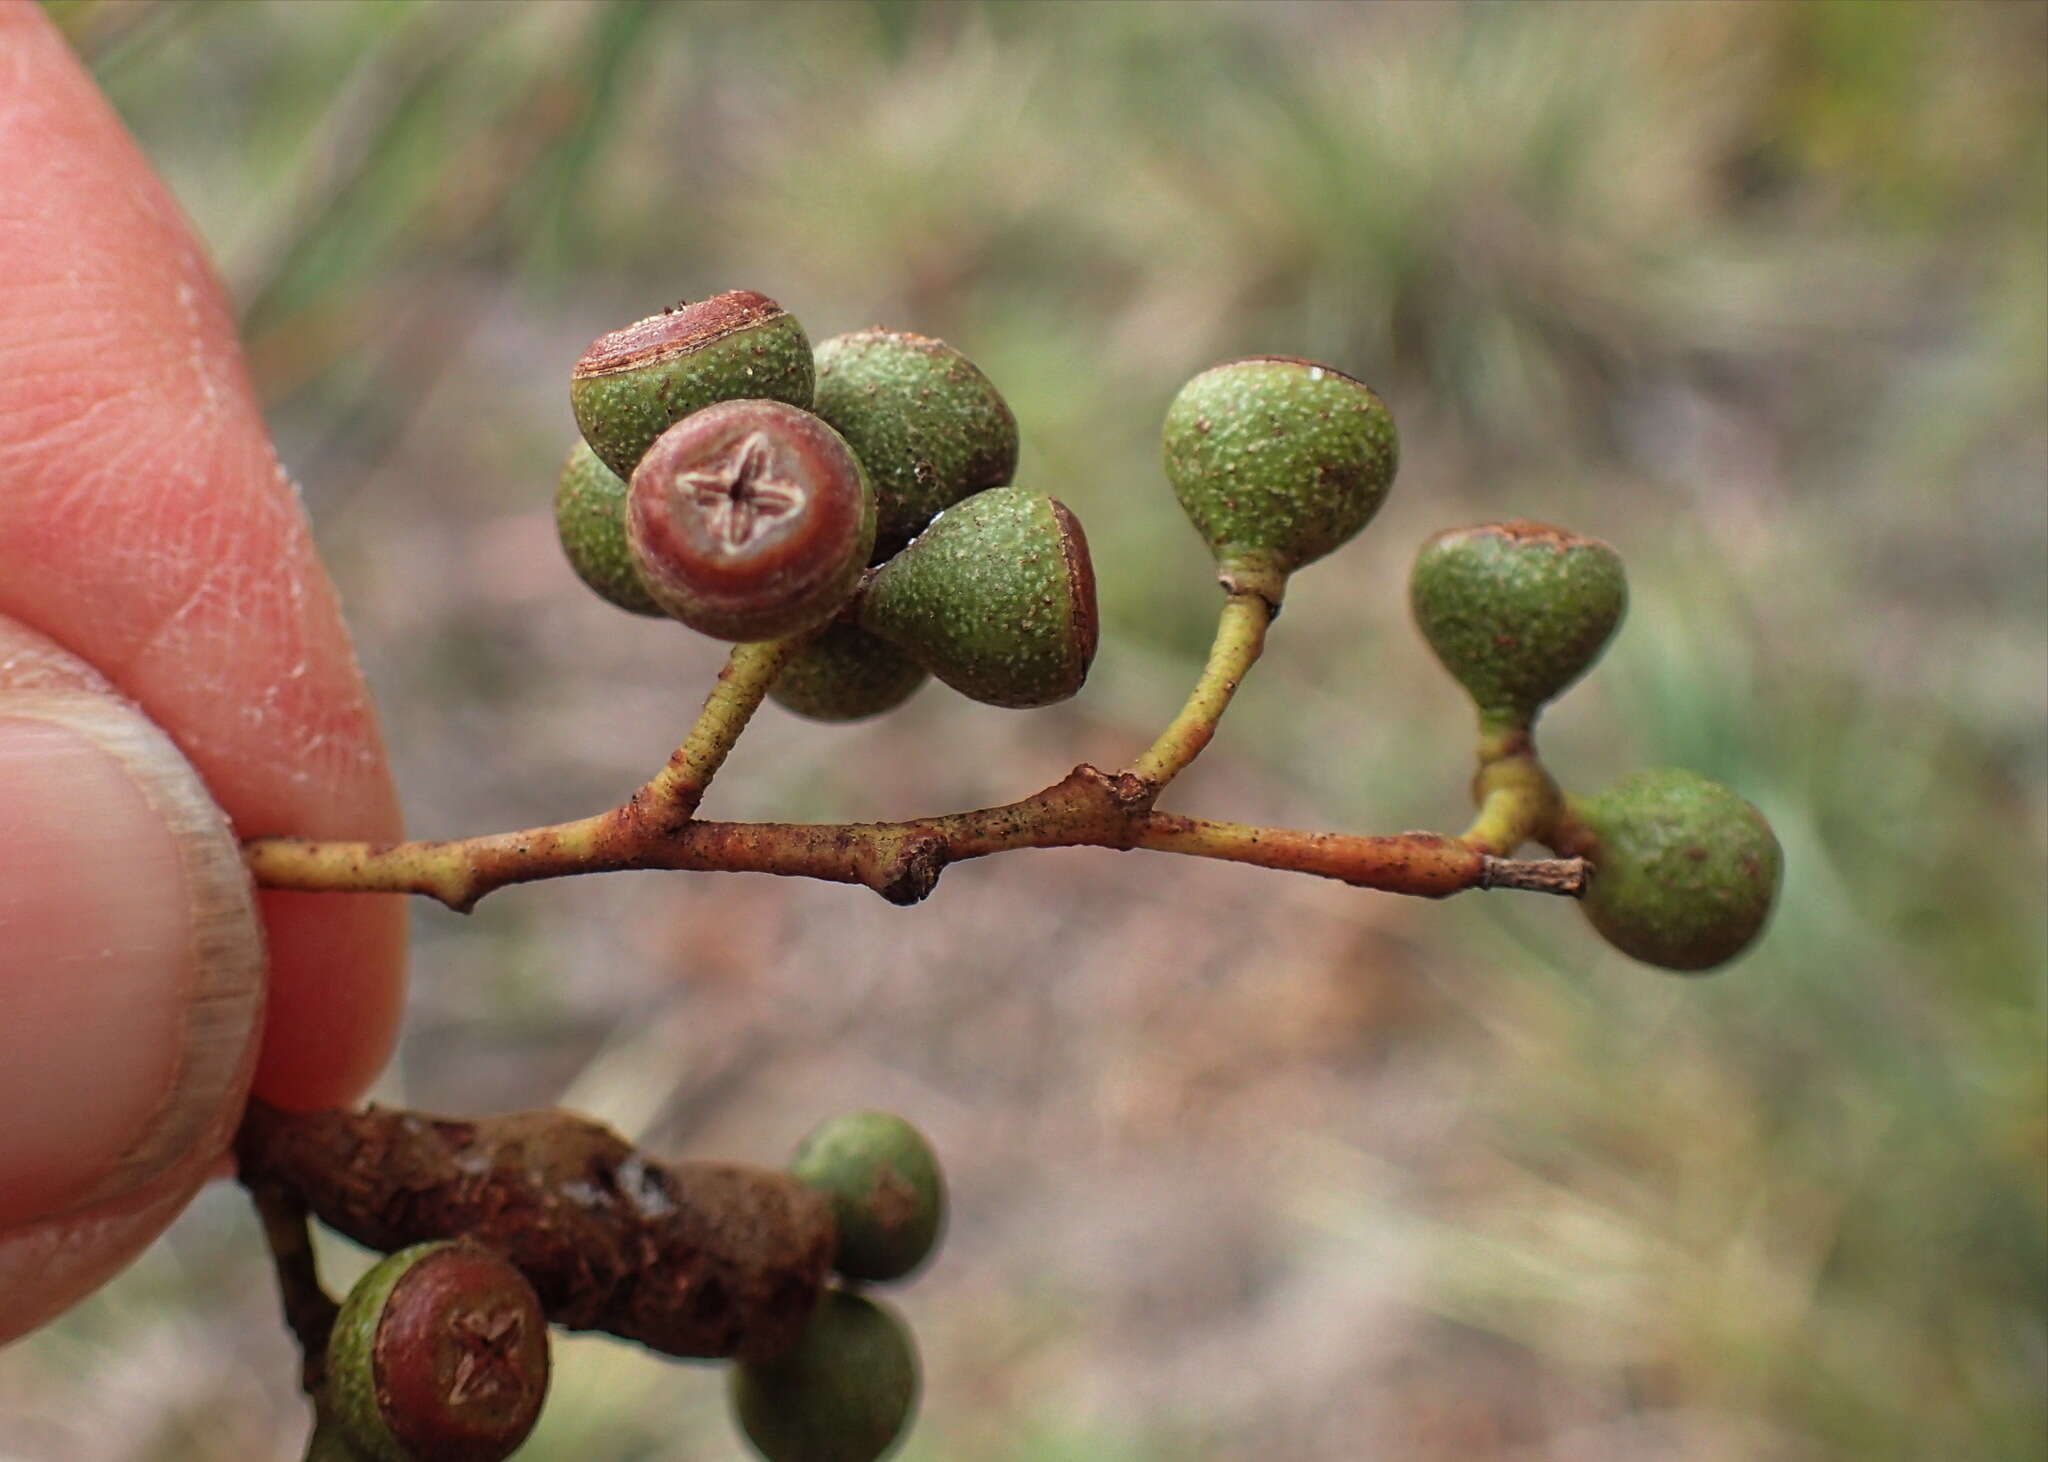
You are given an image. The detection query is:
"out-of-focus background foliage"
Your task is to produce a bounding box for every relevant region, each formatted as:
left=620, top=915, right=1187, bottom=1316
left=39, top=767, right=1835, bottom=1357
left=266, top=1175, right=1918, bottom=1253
left=4, top=1, right=2043, bottom=1458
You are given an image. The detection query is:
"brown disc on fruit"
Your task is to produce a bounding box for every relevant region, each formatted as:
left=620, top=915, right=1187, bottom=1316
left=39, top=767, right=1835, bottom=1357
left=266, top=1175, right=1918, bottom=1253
left=570, top=290, right=814, bottom=477
left=328, top=1240, right=550, bottom=1462
left=627, top=399, right=877, bottom=642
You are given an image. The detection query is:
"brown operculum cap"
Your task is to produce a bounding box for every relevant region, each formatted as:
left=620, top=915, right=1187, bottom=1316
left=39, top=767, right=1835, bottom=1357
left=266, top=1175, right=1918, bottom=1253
left=629, top=399, right=869, bottom=637
left=573, top=289, right=786, bottom=379
left=375, top=1242, right=549, bottom=1462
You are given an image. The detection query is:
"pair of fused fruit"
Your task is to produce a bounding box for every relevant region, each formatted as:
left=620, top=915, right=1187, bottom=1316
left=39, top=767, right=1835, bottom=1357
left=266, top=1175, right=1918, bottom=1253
left=556, top=292, right=1096, bottom=714
left=319, top=1110, right=942, bottom=1462
left=1409, top=521, right=1782, bottom=972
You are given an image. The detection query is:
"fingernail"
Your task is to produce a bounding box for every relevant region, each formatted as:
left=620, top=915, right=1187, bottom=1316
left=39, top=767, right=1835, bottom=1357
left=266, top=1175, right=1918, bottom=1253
left=0, top=692, right=263, bottom=1227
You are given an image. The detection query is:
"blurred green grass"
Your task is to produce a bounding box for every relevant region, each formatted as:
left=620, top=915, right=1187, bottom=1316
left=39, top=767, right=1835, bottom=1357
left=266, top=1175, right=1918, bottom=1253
left=7, top=1, right=2045, bottom=1459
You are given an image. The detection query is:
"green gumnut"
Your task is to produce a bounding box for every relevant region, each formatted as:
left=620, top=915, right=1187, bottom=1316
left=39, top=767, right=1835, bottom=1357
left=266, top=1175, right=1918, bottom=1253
left=1574, top=768, right=1783, bottom=973
left=571, top=290, right=814, bottom=478
left=1410, top=520, right=1628, bottom=730
left=326, top=1240, right=550, bottom=1462
left=811, top=329, right=1020, bottom=562
left=854, top=485, right=1098, bottom=709
left=730, top=1291, right=919, bottom=1462
left=771, top=623, right=929, bottom=723
left=555, top=439, right=664, bottom=617
left=789, top=1111, right=945, bottom=1283
left=1161, top=355, right=1398, bottom=602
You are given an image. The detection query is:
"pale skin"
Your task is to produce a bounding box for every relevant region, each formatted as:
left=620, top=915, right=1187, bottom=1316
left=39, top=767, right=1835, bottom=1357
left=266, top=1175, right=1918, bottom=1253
left=0, top=6, right=405, bottom=1341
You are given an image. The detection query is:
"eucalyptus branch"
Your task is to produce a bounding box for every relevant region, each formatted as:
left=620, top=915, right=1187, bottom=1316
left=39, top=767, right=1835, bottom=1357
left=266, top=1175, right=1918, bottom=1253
left=245, top=762, right=1588, bottom=911
left=245, top=634, right=794, bottom=911
left=224, top=295, right=1784, bottom=1462
left=242, top=584, right=1592, bottom=908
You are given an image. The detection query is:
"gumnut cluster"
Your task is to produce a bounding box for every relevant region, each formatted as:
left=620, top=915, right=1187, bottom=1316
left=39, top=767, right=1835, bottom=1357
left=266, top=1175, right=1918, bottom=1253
left=556, top=290, right=1782, bottom=975
left=558, top=291, right=1092, bottom=716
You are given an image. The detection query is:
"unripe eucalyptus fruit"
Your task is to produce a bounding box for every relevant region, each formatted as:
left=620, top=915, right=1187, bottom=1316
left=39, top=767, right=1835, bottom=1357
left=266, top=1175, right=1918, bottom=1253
left=628, top=399, right=876, bottom=642
left=1162, top=356, right=1398, bottom=604
left=554, top=440, right=663, bottom=617
left=811, top=329, right=1020, bottom=561
left=789, top=1111, right=945, bottom=1283
left=326, top=1240, right=550, bottom=1462
left=854, top=485, right=1098, bottom=709
left=571, top=290, right=814, bottom=477
left=1411, top=520, right=1626, bottom=730
left=1572, top=767, right=1782, bottom=972
left=770, top=623, right=929, bottom=723
left=730, top=1291, right=918, bottom=1462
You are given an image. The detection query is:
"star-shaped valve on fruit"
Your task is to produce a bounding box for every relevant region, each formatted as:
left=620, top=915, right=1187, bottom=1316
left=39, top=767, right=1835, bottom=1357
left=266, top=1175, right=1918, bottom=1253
left=446, top=1302, right=535, bottom=1407
left=626, top=399, right=877, bottom=641
left=672, top=431, right=806, bottom=551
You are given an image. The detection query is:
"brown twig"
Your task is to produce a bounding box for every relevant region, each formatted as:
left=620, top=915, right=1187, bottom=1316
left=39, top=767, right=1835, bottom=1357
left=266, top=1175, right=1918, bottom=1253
left=245, top=1179, right=340, bottom=1396
left=236, top=1101, right=835, bottom=1364
left=241, top=582, right=1592, bottom=911
left=245, top=763, right=1588, bottom=911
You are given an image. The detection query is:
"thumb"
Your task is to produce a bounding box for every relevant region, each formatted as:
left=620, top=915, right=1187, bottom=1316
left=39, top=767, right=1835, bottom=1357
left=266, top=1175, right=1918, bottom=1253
left=0, top=617, right=264, bottom=1244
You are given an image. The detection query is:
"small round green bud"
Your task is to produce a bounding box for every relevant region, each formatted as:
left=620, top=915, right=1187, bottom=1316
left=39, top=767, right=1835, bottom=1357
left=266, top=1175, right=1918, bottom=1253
left=326, top=1240, right=550, bottom=1462
left=789, top=1111, right=945, bottom=1283
left=770, top=623, right=929, bottom=723
left=1411, top=520, right=1627, bottom=729
left=730, top=1291, right=919, bottom=1462
left=1162, top=355, right=1398, bottom=603
left=628, top=399, right=876, bottom=643
left=554, top=439, right=663, bottom=616
left=854, top=485, right=1098, bottom=709
left=811, top=329, right=1019, bottom=561
left=1574, top=768, right=1783, bottom=972
left=571, top=290, right=814, bottom=477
